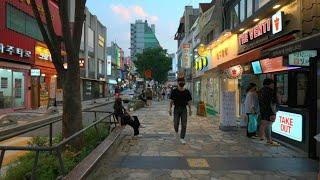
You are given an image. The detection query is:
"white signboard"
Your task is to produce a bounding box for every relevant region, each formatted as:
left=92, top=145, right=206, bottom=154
left=182, top=43, right=191, bottom=68
left=31, top=69, right=41, bottom=76
left=272, top=111, right=303, bottom=142
left=107, top=56, right=112, bottom=75
left=272, top=11, right=283, bottom=34
left=220, top=91, right=237, bottom=127
left=0, top=43, right=32, bottom=58
left=289, top=50, right=317, bottom=66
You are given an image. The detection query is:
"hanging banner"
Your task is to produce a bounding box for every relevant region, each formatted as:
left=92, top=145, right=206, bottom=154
left=225, top=65, right=243, bottom=79
left=107, top=56, right=112, bottom=75
left=182, top=43, right=191, bottom=68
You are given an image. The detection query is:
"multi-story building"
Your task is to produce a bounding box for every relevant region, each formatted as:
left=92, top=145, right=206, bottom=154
left=174, top=6, right=200, bottom=91
left=130, top=20, right=160, bottom=60
left=0, top=0, right=61, bottom=113
left=68, top=1, right=107, bottom=101
left=106, top=42, right=123, bottom=94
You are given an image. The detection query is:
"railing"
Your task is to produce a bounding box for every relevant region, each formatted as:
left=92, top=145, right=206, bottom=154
left=0, top=110, right=119, bottom=179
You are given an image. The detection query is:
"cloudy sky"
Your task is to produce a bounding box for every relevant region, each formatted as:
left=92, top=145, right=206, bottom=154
left=86, top=0, right=209, bottom=57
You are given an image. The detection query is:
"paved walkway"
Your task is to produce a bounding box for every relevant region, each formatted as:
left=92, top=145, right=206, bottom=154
left=88, top=100, right=318, bottom=180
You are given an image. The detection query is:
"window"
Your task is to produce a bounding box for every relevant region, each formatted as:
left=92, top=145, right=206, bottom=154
left=276, top=74, right=288, bottom=105
left=247, top=0, right=253, bottom=17
left=14, top=79, right=22, bottom=98
left=255, top=0, right=270, bottom=11
left=6, top=4, right=44, bottom=41
left=230, top=4, right=239, bottom=28
left=240, top=0, right=245, bottom=22
left=1, top=78, right=8, bottom=88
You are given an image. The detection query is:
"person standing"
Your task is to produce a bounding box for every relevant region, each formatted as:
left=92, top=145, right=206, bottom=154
left=169, top=77, right=192, bottom=144
left=258, top=78, right=279, bottom=146
left=146, top=85, right=153, bottom=107
left=244, top=83, right=260, bottom=138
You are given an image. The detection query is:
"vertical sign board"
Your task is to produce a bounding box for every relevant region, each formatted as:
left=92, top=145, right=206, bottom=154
left=272, top=111, right=303, bottom=142
left=182, top=43, right=191, bottom=68
left=220, top=91, right=237, bottom=128
left=107, top=56, right=112, bottom=75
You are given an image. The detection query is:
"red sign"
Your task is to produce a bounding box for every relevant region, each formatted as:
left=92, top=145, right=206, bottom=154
left=144, top=70, right=152, bottom=79
left=225, top=65, right=243, bottom=79
left=260, top=56, right=287, bottom=73
left=239, top=18, right=271, bottom=45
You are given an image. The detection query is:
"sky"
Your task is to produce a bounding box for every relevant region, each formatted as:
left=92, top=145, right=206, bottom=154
left=86, top=0, right=210, bottom=57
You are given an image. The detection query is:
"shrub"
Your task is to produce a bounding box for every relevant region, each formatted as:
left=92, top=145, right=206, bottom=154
left=2, top=123, right=110, bottom=180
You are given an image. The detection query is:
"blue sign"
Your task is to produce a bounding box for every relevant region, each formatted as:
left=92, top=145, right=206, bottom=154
left=251, top=61, right=262, bottom=74
left=272, top=111, right=303, bottom=142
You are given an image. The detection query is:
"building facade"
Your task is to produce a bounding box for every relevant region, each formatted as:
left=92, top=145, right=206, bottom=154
left=130, top=20, right=160, bottom=60
left=68, top=2, right=107, bottom=101
left=0, top=0, right=61, bottom=113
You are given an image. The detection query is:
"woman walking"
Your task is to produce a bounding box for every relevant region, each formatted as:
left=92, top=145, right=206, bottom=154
left=244, top=83, right=260, bottom=138
left=146, top=85, right=153, bottom=107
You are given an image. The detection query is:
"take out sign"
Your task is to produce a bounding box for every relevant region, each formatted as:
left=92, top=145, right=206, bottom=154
left=272, top=111, right=303, bottom=142
left=239, top=11, right=283, bottom=45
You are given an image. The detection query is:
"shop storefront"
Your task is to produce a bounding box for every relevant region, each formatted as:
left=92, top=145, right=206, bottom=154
left=0, top=43, right=33, bottom=113
left=81, top=78, right=105, bottom=101
left=31, top=43, right=57, bottom=108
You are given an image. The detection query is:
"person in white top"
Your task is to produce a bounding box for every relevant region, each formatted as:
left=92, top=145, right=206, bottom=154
left=244, top=83, right=260, bottom=138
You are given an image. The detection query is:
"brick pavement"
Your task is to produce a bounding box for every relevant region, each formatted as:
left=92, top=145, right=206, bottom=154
left=88, top=100, right=318, bottom=180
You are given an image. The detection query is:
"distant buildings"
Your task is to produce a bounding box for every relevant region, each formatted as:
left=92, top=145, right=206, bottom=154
left=130, top=20, right=160, bottom=60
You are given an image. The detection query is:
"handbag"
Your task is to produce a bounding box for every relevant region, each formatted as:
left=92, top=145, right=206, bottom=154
left=248, top=114, right=258, bottom=133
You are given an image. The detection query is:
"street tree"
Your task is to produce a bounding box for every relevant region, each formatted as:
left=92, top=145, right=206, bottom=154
left=30, top=0, right=86, bottom=148
left=135, top=48, right=172, bottom=83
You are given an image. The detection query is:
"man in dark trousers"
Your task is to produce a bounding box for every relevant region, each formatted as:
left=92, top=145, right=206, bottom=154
left=169, top=77, right=192, bottom=144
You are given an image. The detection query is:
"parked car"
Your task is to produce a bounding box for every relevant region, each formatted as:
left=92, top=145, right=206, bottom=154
left=120, top=89, right=135, bottom=103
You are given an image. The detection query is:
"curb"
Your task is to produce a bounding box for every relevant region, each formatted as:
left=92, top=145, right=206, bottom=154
left=0, top=100, right=115, bottom=140
left=63, top=126, right=126, bottom=180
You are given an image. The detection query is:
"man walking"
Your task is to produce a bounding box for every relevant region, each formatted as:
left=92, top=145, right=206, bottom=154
left=169, top=77, right=192, bottom=144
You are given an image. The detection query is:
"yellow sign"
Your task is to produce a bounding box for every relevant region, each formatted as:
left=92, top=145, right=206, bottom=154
left=35, top=45, right=52, bottom=61
left=98, top=35, right=105, bottom=47
left=195, top=56, right=208, bottom=71
left=197, top=44, right=208, bottom=57
left=210, top=34, right=238, bottom=67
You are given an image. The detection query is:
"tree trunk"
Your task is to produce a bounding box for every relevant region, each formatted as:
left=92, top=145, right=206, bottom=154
left=62, top=58, right=83, bottom=148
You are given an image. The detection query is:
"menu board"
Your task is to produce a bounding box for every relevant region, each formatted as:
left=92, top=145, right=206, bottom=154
left=260, top=56, right=300, bottom=73
left=220, top=91, right=237, bottom=127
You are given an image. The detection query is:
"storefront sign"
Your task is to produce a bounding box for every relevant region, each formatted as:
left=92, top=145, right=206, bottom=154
left=215, top=48, right=229, bottom=61
left=182, top=43, right=191, bottom=68
left=289, top=50, right=317, bottom=66
left=225, top=65, right=243, bottom=79
left=195, top=56, right=208, bottom=71
left=35, top=45, right=52, bottom=61
left=272, top=11, right=283, bottom=34
left=30, top=69, right=41, bottom=76
left=210, top=35, right=238, bottom=67
left=107, top=56, right=112, bottom=76
left=260, top=56, right=286, bottom=73
left=251, top=61, right=262, bottom=74
left=238, top=12, right=283, bottom=53
left=272, top=111, right=303, bottom=142
left=108, top=79, right=117, bottom=85
left=0, top=43, right=32, bottom=58
left=79, top=58, right=85, bottom=68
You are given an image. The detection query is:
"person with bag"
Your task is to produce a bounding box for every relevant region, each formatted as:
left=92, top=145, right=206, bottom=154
left=114, top=98, right=141, bottom=136
left=146, top=85, right=153, bottom=107
left=258, top=78, right=280, bottom=146
left=244, top=83, right=260, bottom=138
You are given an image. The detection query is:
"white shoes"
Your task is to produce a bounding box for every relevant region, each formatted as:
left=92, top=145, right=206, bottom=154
left=180, top=138, right=186, bottom=144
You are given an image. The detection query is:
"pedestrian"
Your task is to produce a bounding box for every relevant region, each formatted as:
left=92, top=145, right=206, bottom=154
left=258, top=78, right=280, bottom=146
left=244, top=83, right=260, bottom=138
left=114, top=98, right=141, bottom=136
left=146, top=85, right=153, bottom=106
left=161, top=87, right=166, bottom=100
left=169, top=77, right=192, bottom=144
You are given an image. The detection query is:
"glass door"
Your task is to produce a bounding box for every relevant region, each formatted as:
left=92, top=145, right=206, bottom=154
left=13, top=71, right=24, bottom=107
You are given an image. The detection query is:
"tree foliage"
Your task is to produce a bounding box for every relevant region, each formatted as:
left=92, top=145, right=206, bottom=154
left=135, top=48, right=172, bottom=83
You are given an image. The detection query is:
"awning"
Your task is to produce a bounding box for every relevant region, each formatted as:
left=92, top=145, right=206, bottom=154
left=262, top=33, right=320, bottom=58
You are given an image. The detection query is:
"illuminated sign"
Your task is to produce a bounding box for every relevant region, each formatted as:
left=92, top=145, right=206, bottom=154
left=289, top=50, right=317, bottom=66
left=195, top=56, right=208, bottom=71
left=239, top=12, right=283, bottom=45
left=0, top=43, right=32, bottom=58
left=272, top=11, right=283, bottom=34
left=225, top=65, right=243, bottom=79
left=272, top=111, right=303, bottom=142
left=35, top=46, right=52, bottom=61
left=107, top=56, right=112, bottom=75
left=79, top=58, right=85, bottom=68
left=260, top=56, right=300, bottom=73
left=251, top=61, right=262, bottom=74
left=31, top=69, right=41, bottom=76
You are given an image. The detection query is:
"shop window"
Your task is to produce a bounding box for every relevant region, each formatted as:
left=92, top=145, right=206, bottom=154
left=230, top=4, right=239, bottom=29
left=14, top=79, right=22, bottom=98
left=247, top=0, right=253, bottom=17
left=26, top=15, right=43, bottom=41
left=240, top=0, right=245, bottom=22
left=1, top=78, right=8, bottom=88
left=276, top=74, right=288, bottom=105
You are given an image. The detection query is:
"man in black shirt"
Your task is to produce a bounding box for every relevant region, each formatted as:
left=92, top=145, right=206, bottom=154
left=169, top=77, right=192, bottom=144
